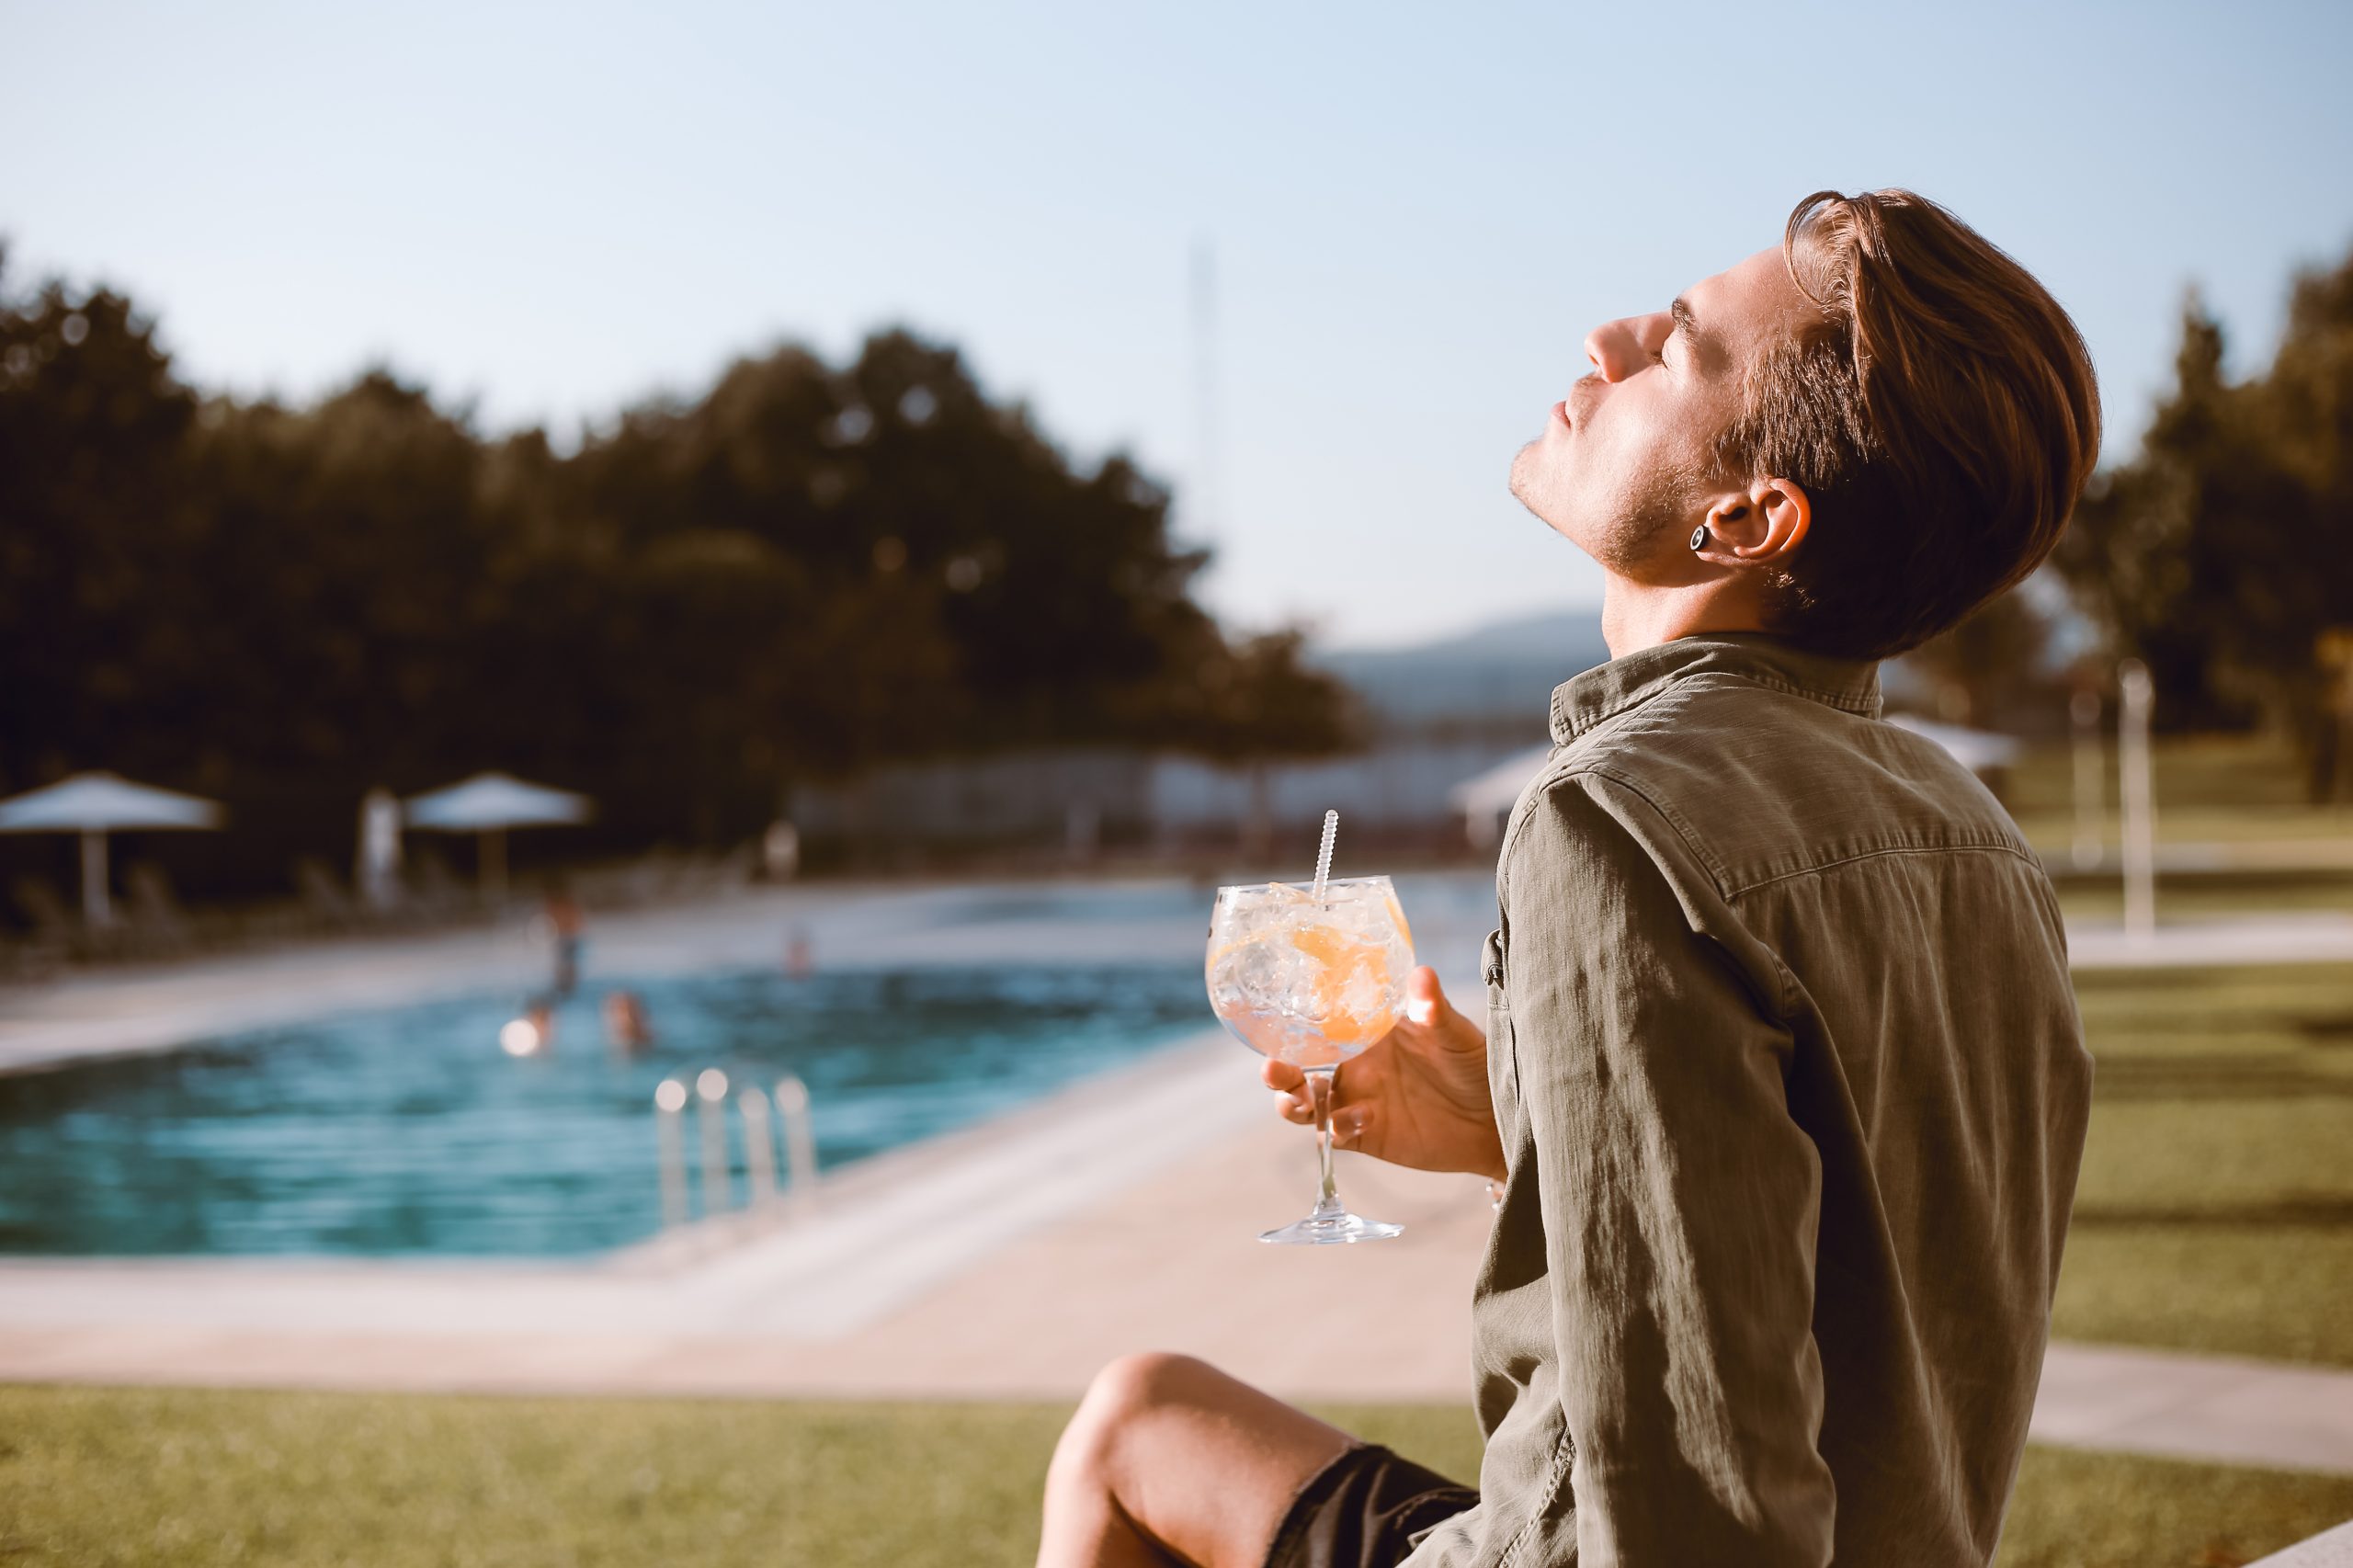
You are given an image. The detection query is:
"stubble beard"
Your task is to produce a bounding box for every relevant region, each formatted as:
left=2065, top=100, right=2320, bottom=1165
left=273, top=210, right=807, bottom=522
left=1512, top=439, right=1698, bottom=579
left=1587, top=488, right=1694, bottom=577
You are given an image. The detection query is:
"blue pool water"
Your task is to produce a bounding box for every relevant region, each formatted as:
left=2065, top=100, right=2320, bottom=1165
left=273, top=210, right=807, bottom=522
left=0, top=962, right=1211, bottom=1257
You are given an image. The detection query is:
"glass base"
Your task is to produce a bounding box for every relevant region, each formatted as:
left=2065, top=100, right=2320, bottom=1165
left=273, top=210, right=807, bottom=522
left=1258, top=1208, right=1404, bottom=1246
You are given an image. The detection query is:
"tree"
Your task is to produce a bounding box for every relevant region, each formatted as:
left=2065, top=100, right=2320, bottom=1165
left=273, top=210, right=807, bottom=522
left=2052, top=267, right=2353, bottom=795
left=0, top=254, right=1358, bottom=898
left=1901, top=580, right=2055, bottom=728
left=1152, top=628, right=1365, bottom=856
left=183, top=370, right=494, bottom=786
left=0, top=259, right=197, bottom=793
left=2259, top=246, right=2353, bottom=798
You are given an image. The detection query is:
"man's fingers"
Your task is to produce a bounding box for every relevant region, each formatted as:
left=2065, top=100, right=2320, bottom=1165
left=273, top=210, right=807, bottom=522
left=1404, top=964, right=1451, bottom=1027
left=1268, top=1090, right=1377, bottom=1139
left=1265, top=1059, right=1344, bottom=1127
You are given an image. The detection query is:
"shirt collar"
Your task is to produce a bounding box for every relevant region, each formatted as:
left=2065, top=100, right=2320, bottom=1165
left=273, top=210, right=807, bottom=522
left=1549, top=631, right=1883, bottom=744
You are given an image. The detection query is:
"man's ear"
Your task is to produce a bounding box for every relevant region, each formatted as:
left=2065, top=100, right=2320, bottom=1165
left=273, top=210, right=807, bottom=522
left=1702, top=477, right=1810, bottom=565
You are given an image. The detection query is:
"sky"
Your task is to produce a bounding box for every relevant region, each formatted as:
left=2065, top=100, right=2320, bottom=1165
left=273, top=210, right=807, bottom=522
left=6, top=0, right=2350, bottom=650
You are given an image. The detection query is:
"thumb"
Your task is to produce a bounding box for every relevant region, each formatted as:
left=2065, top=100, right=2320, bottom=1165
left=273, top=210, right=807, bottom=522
left=1404, top=965, right=1456, bottom=1028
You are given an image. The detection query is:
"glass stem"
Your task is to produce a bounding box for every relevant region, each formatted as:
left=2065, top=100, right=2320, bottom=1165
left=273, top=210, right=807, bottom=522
left=1307, top=1065, right=1342, bottom=1215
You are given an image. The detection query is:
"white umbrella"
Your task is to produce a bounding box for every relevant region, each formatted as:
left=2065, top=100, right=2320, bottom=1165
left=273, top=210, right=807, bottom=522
left=403, top=771, right=591, bottom=901
left=1447, top=745, right=1554, bottom=852
left=0, top=771, right=225, bottom=925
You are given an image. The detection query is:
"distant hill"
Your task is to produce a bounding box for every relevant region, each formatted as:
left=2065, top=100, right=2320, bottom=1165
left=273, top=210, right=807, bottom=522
left=1315, top=606, right=2005, bottom=734
left=1316, top=608, right=1610, bottom=732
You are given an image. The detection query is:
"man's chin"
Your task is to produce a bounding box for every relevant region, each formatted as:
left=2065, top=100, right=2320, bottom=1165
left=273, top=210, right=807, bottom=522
left=1506, top=442, right=1561, bottom=519
left=1506, top=459, right=1583, bottom=545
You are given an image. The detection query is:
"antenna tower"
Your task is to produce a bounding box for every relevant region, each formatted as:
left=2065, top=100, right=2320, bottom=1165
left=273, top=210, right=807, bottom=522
left=1189, top=237, right=1219, bottom=541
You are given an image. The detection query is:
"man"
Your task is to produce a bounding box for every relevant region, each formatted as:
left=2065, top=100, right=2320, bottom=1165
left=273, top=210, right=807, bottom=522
left=1039, top=187, right=2103, bottom=1567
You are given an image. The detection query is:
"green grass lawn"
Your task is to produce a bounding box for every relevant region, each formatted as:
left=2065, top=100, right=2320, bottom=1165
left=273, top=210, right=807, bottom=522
left=2, top=1386, right=2347, bottom=1568
left=2005, top=731, right=2353, bottom=849
left=2056, top=962, right=2353, bottom=1366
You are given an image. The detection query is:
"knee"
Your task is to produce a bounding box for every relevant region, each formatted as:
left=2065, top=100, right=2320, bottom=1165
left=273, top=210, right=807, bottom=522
left=1086, top=1350, right=1216, bottom=1424
left=1051, top=1351, right=1214, bottom=1488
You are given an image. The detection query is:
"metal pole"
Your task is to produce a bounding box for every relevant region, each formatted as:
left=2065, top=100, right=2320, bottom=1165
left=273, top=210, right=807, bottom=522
left=358, top=788, right=403, bottom=912
left=2118, top=660, right=2158, bottom=942
left=1190, top=237, right=1219, bottom=541
left=654, top=1079, right=688, bottom=1229
left=483, top=826, right=507, bottom=904
left=2069, top=688, right=2104, bottom=873
left=696, top=1068, right=732, bottom=1216
left=739, top=1087, right=778, bottom=1209
left=776, top=1075, right=819, bottom=1211
left=79, top=828, right=110, bottom=926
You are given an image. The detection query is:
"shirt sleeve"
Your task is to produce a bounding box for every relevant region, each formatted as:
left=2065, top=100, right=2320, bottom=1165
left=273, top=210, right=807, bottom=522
left=1503, top=773, right=1836, bottom=1566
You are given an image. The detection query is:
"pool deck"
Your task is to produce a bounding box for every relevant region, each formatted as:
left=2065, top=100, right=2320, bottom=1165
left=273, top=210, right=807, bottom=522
left=3, top=880, right=2353, bottom=1478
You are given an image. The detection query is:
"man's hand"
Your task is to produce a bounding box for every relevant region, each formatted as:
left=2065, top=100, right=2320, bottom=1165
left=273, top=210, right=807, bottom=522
left=1261, top=966, right=1506, bottom=1182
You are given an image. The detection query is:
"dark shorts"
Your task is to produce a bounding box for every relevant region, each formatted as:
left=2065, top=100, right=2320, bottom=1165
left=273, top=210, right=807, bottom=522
left=1262, top=1442, right=1479, bottom=1568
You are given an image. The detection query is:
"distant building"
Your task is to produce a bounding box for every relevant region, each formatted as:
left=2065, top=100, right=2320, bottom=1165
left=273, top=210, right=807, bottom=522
left=790, top=750, right=1155, bottom=850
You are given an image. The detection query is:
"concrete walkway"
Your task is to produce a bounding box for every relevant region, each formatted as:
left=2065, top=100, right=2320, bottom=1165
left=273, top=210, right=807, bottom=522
left=3, top=1028, right=2350, bottom=1477
left=2067, top=910, right=2353, bottom=969
left=2254, top=1517, right=2353, bottom=1566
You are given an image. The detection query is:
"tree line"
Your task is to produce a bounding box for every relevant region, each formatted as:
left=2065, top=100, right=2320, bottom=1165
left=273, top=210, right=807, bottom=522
left=0, top=251, right=1357, bottom=899
left=2052, top=239, right=2353, bottom=799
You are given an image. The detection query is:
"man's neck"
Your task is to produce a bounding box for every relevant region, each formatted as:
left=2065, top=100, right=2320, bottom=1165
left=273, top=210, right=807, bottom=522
left=1598, top=576, right=1770, bottom=661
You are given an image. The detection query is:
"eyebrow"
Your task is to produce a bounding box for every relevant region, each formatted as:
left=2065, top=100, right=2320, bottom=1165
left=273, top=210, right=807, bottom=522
left=1669, top=296, right=1706, bottom=360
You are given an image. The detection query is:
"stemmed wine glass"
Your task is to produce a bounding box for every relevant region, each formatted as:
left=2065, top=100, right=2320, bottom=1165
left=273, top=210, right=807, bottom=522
left=1206, top=875, right=1414, bottom=1244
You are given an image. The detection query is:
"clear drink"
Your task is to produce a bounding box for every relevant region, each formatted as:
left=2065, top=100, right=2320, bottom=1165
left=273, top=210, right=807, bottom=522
left=1207, top=876, right=1412, bottom=1244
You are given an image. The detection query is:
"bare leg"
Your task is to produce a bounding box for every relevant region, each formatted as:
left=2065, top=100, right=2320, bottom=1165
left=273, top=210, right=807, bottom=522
left=1038, top=1352, right=1358, bottom=1568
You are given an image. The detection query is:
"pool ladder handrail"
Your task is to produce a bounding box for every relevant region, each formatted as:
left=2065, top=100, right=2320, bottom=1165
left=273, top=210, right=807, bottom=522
left=652, top=1071, right=819, bottom=1228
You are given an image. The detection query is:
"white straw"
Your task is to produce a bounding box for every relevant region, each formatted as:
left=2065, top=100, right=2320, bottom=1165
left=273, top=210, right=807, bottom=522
left=1312, top=809, right=1338, bottom=904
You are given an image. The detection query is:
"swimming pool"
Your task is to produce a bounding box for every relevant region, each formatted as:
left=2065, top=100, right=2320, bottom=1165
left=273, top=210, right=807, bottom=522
left=0, top=961, right=1211, bottom=1257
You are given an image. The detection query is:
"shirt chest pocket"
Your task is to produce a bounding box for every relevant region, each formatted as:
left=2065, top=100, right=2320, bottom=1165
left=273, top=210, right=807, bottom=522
left=1482, top=927, right=1523, bottom=1134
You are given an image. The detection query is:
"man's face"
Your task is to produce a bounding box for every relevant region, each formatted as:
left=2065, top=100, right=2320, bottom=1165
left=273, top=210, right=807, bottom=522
left=1508, top=246, right=1818, bottom=575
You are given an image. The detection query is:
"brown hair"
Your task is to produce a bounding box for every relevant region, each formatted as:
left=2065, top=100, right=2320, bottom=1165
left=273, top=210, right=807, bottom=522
left=1715, top=189, right=2101, bottom=660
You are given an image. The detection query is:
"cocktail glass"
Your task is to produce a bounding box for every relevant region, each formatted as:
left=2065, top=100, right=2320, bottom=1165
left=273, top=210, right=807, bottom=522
left=1206, top=875, right=1412, bottom=1244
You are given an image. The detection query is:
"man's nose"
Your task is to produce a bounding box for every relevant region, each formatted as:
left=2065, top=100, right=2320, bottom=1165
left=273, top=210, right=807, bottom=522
left=1583, top=312, right=1669, bottom=382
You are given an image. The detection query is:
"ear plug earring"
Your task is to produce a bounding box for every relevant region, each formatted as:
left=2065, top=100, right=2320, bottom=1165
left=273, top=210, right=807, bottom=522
left=1688, top=524, right=1710, bottom=551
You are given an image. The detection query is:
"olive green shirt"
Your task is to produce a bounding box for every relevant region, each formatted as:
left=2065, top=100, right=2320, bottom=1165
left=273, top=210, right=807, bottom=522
left=1406, top=633, right=2090, bottom=1567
